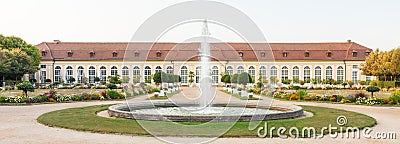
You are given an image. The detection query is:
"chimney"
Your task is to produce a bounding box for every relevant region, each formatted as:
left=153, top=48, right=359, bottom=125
left=347, top=40, right=351, bottom=43
left=54, top=40, right=61, bottom=44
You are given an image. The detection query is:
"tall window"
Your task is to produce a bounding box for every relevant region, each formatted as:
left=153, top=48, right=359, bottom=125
left=100, top=66, right=107, bottom=81
left=40, top=71, right=46, bottom=83
left=180, top=66, right=188, bottom=84
left=89, top=66, right=96, bottom=83
left=144, top=66, right=151, bottom=82
left=315, top=66, right=322, bottom=81
left=248, top=66, right=255, bottom=81
left=77, top=66, right=84, bottom=83
left=212, top=66, right=219, bottom=84
left=259, top=66, right=267, bottom=82
left=304, top=66, right=311, bottom=82
left=195, top=66, right=201, bottom=83
left=337, top=66, right=344, bottom=82
left=66, top=66, right=73, bottom=83
left=122, top=66, right=129, bottom=81
left=281, top=66, right=289, bottom=81
left=155, top=66, right=162, bottom=73
left=133, top=66, right=140, bottom=82
left=54, top=66, right=61, bottom=82
left=292, top=66, right=299, bottom=82
left=326, top=66, right=333, bottom=80
left=111, top=66, right=118, bottom=76
left=166, top=66, right=173, bottom=74
left=352, top=71, right=358, bottom=84
left=237, top=66, right=244, bottom=74
left=226, top=66, right=233, bottom=75
left=270, top=66, right=277, bottom=83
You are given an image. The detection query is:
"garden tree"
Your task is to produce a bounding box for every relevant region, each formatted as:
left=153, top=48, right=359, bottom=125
left=16, top=81, right=34, bottom=97
left=258, top=75, right=268, bottom=84
left=293, top=78, right=300, bottom=84
left=391, top=48, right=400, bottom=81
left=108, top=75, right=122, bottom=84
left=342, top=82, right=348, bottom=88
left=347, top=80, right=354, bottom=88
left=68, top=77, right=75, bottom=83
left=361, top=49, right=380, bottom=76
left=121, top=77, right=130, bottom=83
left=188, top=71, right=195, bottom=85
left=299, top=80, right=305, bottom=86
left=304, top=78, right=311, bottom=83
left=0, top=49, right=11, bottom=80
left=269, top=76, right=277, bottom=84
left=132, top=75, right=141, bottom=84
left=82, top=77, right=88, bottom=85
left=237, top=72, right=252, bottom=87
left=231, top=74, right=238, bottom=84
left=359, top=80, right=367, bottom=86
left=282, top=79, right=292, bottom=84
left=362, top=48, right=400, bottom=81
left=366, top=86, right=380, bottom=97
left=45, top=79, right=52, bottom=83
left=94, top=77, right=101, bottom=83
left=153, top=72, right=162, bottom=86
left=221, top=74, right=231, bottom=86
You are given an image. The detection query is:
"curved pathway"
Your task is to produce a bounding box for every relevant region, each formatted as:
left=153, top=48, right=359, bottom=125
left=0, top=87, right=399, bottom=144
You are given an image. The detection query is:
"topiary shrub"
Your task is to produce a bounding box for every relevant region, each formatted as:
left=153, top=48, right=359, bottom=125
left=366, top=86, right=380, bottom=97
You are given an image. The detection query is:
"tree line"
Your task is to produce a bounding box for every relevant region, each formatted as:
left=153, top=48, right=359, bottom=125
left=361, top=48, right=400, bottom=81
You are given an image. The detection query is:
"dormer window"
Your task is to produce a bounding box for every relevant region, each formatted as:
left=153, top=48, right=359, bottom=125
left=41, top=51, right=47, bottom=57
left=238, top=52, right=243, bottom=57
left=156, top=51, right=162, bottom=57
left=112, top=51, right=118, bottom=57
left=304, top=51, right=310, bottom=57
left=327, top=51, right=332, bottom=57
left=67, top=50, right=73, bottom=57
left=134, top=51, right=140, bottom=57
left=89, top=51, right=95, bottom=57
left=261, top=52, right=265, bottom=57
left=283, top=52, right=288, bottom=57
left=352, top=51, right=358, bottom=57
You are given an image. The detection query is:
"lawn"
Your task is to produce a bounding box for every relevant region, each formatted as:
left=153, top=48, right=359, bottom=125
left=37, top=104, right=376, bottom=137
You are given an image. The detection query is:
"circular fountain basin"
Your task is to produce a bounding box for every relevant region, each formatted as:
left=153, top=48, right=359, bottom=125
left=108, top=102, right=303, bottom=122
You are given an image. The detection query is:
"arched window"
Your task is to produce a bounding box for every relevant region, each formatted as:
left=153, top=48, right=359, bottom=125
left=304, top=66, right=311, bottom=82
left=89, top=66, right=96, bottom=83
left=180, top=66, right=188, bottom=84
left=212, top=66, right=219, bottom=84
left=54, top=66, right=62, bottom=82
left=100, top=66, right=107, bottom=81
left=66, top=66, right=73, bottom=83
left=270, top=66, right=277, bottom=83
left=237, top=66, right=244, bottom=74
left=122, top=66, right=129, bottom=82
left=226, top=66, right=233, bottom=75
left=111, top=66, right=118, bottom=76
left=315, top=66, right=322, bottom=81
left=259, top=66, right=267, bottom=83
left=155, top=66, right=162, bottom=73
left=293, top=66, right=299, bottom=82
left=144, top=66, right=151, bottom=82
left=195, top=66, right=201, bottom=83
left=281, top=66, right=289, bottom=81
left=132, top=66, right=140, bottom=82
left=77, top=66, right=84, bottom=83
left=337, top=66, right=344, bottom=82
left=248, top=66, right=255, bottom=81
left=326, top=66, right=333, bottom=80
left=166, top=66, right=173, bottom=74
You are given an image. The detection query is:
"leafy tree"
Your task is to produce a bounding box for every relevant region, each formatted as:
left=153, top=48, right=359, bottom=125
left=45, top=79, right=52, bottom=83
left=238, top=72, right=252, bottom=87
left=221, top=74, right=231, bottom=85
left=153, top=72, right=162, bottom=85
left=293, top=78, right=300, bottom=83
left=16, top=81, right=34, bottom=97
left=0, top=35, right=40, bottom=67
left=366, top=86, right=380, bottom=97
left=188, top=71, right=195, bottom=84
left=347, top=81, right=354, bottom=87
left=231, top=74, right=239, bottom=84
left=108, top=75, right=121, bottom=84
left=132, top=75, right=141, bottom=84
left=68, top=77, right=75, bottom=83
left=121, top=77, right=130, bottom=83
left=299, top=80, right=305, bottom=86
left=359, top=80, right=367, bottom=86
left=94, top=77, right=101, bottom=83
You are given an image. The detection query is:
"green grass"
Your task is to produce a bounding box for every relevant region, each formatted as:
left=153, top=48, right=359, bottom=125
left=220, top=90, right=261, bottom=100
left=37, top=104, right=376, bottom=137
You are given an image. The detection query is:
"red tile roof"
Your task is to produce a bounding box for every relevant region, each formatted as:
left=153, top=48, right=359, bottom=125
left=36, top=41, right=371, bottom=61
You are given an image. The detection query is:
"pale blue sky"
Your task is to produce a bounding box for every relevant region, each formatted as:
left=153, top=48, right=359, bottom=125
left=0, top=0, right=399, bottom=51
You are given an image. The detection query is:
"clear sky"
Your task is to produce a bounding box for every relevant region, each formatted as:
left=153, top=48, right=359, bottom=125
left=0, top=0, right=399, bottom=51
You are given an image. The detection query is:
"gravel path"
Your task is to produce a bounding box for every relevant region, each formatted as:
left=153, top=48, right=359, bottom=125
left=0, top=87, right=399, bottom=144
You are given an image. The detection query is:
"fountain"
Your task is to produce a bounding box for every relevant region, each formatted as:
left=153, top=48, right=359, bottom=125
left=108, top=20, right=303, bottom=122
